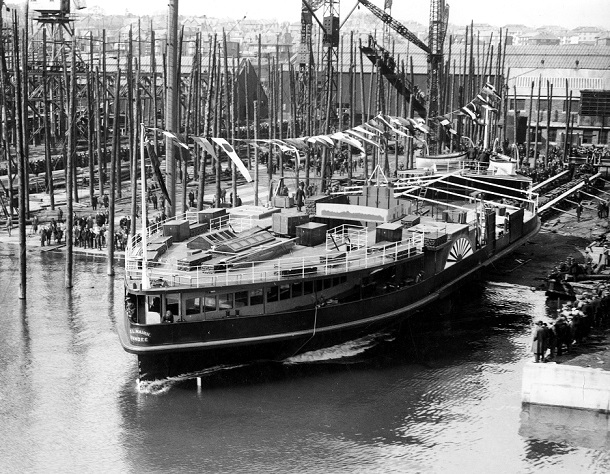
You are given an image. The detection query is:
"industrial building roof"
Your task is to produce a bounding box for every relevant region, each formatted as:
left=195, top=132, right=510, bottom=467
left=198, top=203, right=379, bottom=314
left=84, top=43, right=610, bottom=77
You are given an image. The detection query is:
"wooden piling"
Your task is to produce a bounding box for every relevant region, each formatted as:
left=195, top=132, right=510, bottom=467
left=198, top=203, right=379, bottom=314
left=165, top=0, right=179, bottom=217
left=107, top=71, right=121, bottom=276
left=534, top=75, right=542, bottom=160
left=12, top=13, right=26, bottom=299
left=254, top=100, right=259, bottom=206
left=564, top=83, right=572, bottom=159
left=526, top=80, right=534, bottom=165
left=87, top=33, right=95, bottom=202
left=545, top=81, right=553, bottom=168
left=95, top=68, right=103, bottom=200
left=65, top=35, right=77, bottom=289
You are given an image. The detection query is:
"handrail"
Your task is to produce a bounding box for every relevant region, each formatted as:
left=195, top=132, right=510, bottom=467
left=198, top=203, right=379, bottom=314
left=126, top=232, right=426, bottom=289
left=325, top=224, right=368, bottom=251
left=126, top=209, right=261, bottom=259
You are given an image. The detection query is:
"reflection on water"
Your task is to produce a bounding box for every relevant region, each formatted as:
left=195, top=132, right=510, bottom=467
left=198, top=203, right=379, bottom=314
left=0, top=246, right=609, bottom=472
left=520, top=404, right=610, bottom=452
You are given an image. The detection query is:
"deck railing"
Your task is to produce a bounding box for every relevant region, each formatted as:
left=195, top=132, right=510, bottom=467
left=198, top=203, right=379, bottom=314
left=326, top=224, right=368, bottom=251
left=126, top=210, right=261, bottom=259
left=125, top=232, right=425, bottom=289
left=126, top=210, right=197, bottom=258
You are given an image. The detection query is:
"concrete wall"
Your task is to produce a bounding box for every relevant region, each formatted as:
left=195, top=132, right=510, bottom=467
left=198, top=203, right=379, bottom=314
left=522, top=361, right=610, bottom=412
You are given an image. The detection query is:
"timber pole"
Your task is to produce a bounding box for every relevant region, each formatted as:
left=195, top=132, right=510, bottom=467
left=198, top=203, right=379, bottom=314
left=95, top=68, right=103, bottom=200
left=165, top=0, right=179, bottom=217
left=545, top=81, right=553, bottom=169
left=65, top=35, right=77, bottom=289
left=107, top=71, right=121, bottom=276
left=563, top=80, right=571, bottom=160
left=13, top=14, right=26, bottom=299
left=513, top=85, right=518, bottom=159
left=526, top=80, right=534, bottom=166
left=534, top=75, right=542, bottom=164
left=87, top=33, right=94, bottom=201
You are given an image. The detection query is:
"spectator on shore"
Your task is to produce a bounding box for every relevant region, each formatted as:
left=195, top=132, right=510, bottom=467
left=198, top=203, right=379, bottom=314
left=531, top=320, right=546, bottom=363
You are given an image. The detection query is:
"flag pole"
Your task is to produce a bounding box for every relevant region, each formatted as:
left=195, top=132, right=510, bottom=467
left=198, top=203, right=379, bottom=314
left=140, top=123, right=149, bottom=290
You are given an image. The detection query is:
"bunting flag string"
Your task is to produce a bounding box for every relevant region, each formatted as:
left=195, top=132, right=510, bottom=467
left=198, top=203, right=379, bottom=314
left=209, top=137, right=253, bottom=183
left=438, top=116, right=458, bottom=136
left=352, top=125, right=377, bottom=137
left=331, top=132, right=366, bottom=152
left=148, top=127, right=190, bottom=150
left=144, top=110, right=442, bottom=191
left=481, top=82, right=502, bottom=100
left=430, top=81, right=502, bottom=124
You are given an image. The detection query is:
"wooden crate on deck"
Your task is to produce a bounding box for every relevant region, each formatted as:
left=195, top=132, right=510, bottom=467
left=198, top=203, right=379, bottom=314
left=162, top=219, right=190, bottom=242
left=273, top=196, right=295, bottom=208
left=197, top=208, right=227, bottom=225
left=401, top=215, right=420, bottom=227
left=272, top=213, right=310, bottom=236
left=375, top=222, right=403, bottom=243
left=296, top=222, right=327, bottom=246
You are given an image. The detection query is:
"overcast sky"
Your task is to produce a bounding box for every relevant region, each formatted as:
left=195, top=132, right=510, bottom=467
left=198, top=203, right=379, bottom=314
left=33, top=0, right=610, bottom=29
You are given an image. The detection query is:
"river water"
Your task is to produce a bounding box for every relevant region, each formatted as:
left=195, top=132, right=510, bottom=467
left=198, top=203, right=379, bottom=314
left=1, top=246, right=608, bottom=473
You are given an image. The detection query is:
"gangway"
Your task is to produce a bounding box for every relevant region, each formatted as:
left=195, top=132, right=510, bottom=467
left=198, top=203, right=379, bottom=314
left=531, top=170, right=571, bottom=193
left=538, top=173, right=601, bottom=214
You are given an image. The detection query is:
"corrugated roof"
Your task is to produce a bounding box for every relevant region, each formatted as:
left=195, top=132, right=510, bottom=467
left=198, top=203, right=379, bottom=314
left=351, top=44, right=610, bottom=72
left=83, top=43, right=610, bottom=76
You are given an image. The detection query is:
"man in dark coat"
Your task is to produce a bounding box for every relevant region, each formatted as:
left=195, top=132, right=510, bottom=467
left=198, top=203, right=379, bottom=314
left=295, top=182, right=306, bottom=212
left=553, top=317, right=570, bottom=356
left=531, top=321, right=546, bottom=362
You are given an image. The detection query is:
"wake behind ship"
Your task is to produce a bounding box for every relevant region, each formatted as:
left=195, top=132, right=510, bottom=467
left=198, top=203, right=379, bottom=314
left=118, top=163, right=540, bottom=381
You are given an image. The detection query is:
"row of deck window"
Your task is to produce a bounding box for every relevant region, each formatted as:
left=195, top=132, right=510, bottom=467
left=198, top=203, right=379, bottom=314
left=147, top=275, right=349, bottom=317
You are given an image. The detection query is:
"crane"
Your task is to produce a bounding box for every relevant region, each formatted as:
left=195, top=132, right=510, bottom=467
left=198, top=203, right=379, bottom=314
left=357, top=0, right=431, bottom=55
left=30, top=0, right=87, bottom=35
left=357, top=0, right=450, bottom=153
left=299, top=1, right=340, bottom=135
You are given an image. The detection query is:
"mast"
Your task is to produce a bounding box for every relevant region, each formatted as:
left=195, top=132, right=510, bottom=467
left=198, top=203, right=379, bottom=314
left=140, top=123, right=149, bottom=290
left=427, top=0, right=448, bottom=154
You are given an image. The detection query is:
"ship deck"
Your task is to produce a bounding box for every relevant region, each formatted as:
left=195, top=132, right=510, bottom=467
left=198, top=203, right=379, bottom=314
left=125, top=189, right=535, bottom=291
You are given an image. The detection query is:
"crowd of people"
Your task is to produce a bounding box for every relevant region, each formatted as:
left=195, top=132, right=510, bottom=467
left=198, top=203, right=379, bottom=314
left=535, top=239, right=610, bottom=363
left=532, top=286, right=610, bottom=363
left=33, top=207, right=136, bottom=252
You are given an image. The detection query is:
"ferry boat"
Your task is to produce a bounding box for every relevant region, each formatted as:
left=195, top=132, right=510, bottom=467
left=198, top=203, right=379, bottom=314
left=118, top=164, right=541, bottom=381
